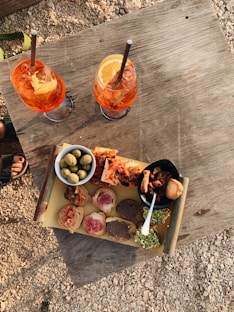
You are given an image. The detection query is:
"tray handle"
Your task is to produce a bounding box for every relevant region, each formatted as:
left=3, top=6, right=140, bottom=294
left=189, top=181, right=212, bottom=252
left=163, top=176, right=189, bottom=256
left=34, top=145, right=61, bottom=222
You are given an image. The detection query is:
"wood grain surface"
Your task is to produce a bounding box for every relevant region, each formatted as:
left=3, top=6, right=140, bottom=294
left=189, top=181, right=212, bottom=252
left=0, top=0, right=41, bottom=18
left=0, top=0, right=233, bottom=286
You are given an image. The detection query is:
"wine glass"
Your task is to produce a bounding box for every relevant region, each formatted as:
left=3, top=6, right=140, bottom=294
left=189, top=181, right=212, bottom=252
left=93, top=41, right=138, bottom=120
left=10, top=56, right=73, bottom=122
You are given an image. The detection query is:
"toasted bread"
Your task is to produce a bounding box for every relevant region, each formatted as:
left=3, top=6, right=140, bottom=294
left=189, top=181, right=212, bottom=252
left=82, top=211, right=106, bottom=237
left=106, top=217, right=136, bottom=242
left=101, top=158, right=141, bottom=187
left=90, top=146, right=118, bottom=185
left=64, top=185, right=91, bottom=205
left=57, top=205, right=84, bottom=234
left=92, top=187, right=117, bottom=214
left=116, top=199, right=144, bottom=226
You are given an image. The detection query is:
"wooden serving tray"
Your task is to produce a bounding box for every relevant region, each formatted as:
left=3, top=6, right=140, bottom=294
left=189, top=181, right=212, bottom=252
left=34, top=143, right=189, bottom=255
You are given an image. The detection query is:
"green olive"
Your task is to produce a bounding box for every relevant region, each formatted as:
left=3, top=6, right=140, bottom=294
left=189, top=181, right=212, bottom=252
left=78, top=169, right=88, bottom=180
left=60, top=158, right=68, bottom=168
left=79, top=154, right=92, bottom=165
left=61, top=168, right=71, bottom=178
left=72, top=149, right=82, bottom=158
left=67, top=173, right=79, bottom=184
left=82, top=164, right=91, bottom=171
left=64, top=153, right=77, bottom=166
left=70, top=165, right=79, bottom=173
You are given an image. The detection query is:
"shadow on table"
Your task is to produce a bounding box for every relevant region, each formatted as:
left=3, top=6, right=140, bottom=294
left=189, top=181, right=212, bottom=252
left=54, top=228, right=138, bottom=287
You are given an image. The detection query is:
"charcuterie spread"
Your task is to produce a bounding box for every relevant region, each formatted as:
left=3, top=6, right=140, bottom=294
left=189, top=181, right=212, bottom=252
left=40, top=144, right=188, bottom=251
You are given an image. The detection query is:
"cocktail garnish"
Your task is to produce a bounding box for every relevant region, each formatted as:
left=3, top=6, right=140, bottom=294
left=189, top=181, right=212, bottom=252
left=31, top=71, right=57, bottom=95
left=98, top=57, right=122, bottom=86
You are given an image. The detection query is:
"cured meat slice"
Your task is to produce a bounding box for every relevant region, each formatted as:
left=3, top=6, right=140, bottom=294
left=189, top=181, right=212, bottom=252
left=92, top=187, right=116, bottom=214
left=82, top=211, right=106, bottom=237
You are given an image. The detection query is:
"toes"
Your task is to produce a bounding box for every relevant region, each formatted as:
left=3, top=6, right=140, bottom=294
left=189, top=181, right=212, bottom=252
left=11, top=156, right=25, bottom=177
left=13, top=155, right=25, bottom=164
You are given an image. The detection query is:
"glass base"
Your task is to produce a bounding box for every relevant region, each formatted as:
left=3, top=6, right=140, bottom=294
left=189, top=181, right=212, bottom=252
left=44, top=95, right=74, bottom=122
left=100, top=106, right=130, bottom=121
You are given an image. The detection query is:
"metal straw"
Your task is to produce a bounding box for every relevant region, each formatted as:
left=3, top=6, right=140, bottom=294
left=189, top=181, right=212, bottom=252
left=114, top=39, right=132, bottom=86
left=30, top=29, right=37, bottom=67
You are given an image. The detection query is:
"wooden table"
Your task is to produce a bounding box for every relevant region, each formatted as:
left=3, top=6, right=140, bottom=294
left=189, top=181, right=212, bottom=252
left=0, top=0, right=41, bottom=18
left=0, top=0, right=233, bottom=286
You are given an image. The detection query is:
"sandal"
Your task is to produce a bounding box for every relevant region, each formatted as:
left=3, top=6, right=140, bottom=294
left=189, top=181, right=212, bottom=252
left=0, top=154, right=29, bottom=184
left=0, top=117, right=18, bottom=142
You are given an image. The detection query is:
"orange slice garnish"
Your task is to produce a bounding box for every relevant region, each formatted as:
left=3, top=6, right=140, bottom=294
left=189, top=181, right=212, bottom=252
left=98, top=55, right=129, bottom=86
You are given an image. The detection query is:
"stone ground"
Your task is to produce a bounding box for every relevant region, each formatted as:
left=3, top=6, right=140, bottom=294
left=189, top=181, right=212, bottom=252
left=0, top=1, right=234, bottom=311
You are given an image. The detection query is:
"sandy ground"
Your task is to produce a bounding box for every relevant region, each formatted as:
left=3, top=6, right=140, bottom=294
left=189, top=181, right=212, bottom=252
left=0, top=1, right=234, bottom=311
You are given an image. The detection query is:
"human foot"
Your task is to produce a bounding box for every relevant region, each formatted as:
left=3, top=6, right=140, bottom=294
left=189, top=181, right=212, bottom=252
left=0, top=154, right=28, bottom=184
left=10, top=155, right=26, bottom=178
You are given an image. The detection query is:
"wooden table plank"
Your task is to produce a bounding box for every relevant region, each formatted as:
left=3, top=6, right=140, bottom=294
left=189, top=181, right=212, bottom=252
left=0, top=0, right=233, bottom=286
left=0, top=0, right=41, bottom=18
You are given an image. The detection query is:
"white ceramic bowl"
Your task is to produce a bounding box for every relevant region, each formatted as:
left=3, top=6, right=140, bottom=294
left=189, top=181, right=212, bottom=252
left=54, top=145, right=96, bottom=186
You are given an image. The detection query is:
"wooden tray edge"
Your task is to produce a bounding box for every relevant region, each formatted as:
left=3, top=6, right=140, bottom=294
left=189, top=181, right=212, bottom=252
left=34, top=144, right=61, bottom=222
left=163, top=176, right=189, bottom=256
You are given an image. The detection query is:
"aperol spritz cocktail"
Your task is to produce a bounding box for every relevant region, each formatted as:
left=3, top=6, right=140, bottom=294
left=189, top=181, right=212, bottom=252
left=10, top=57, right=73, bottom=122
left=93, top=54, right=138, bottom=120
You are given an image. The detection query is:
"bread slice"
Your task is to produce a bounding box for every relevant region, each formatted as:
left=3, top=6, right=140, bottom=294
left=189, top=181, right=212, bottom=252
left=106, top=217, right=136, bottom=242
left=64, top=185, right=91, bottom=205
left=90, top=146, right=118, bottom=185
left=57, top=205, right=84, bottom=234
left=101, top=158, right=141, bottom=187
left=92, top=187, right=117, bottom=214
left=82, top=211, right=106, bottom=237
left=116, top=199, right=144, bottom=226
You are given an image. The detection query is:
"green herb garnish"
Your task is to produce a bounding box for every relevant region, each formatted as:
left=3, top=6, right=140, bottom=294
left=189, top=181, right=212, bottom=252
left=143, top=207, right=170, bottom=225
left=134, top=226, right=160, bottom=249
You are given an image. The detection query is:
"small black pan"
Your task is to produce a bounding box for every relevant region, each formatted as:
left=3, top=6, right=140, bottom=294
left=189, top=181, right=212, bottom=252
left=137, top=159, right=180, bottom=210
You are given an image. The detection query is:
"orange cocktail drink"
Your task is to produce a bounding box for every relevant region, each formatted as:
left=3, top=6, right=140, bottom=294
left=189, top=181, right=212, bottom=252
left=10, top=57, right=66, bottom=113
left=93, top=54, right=138, bottom=120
